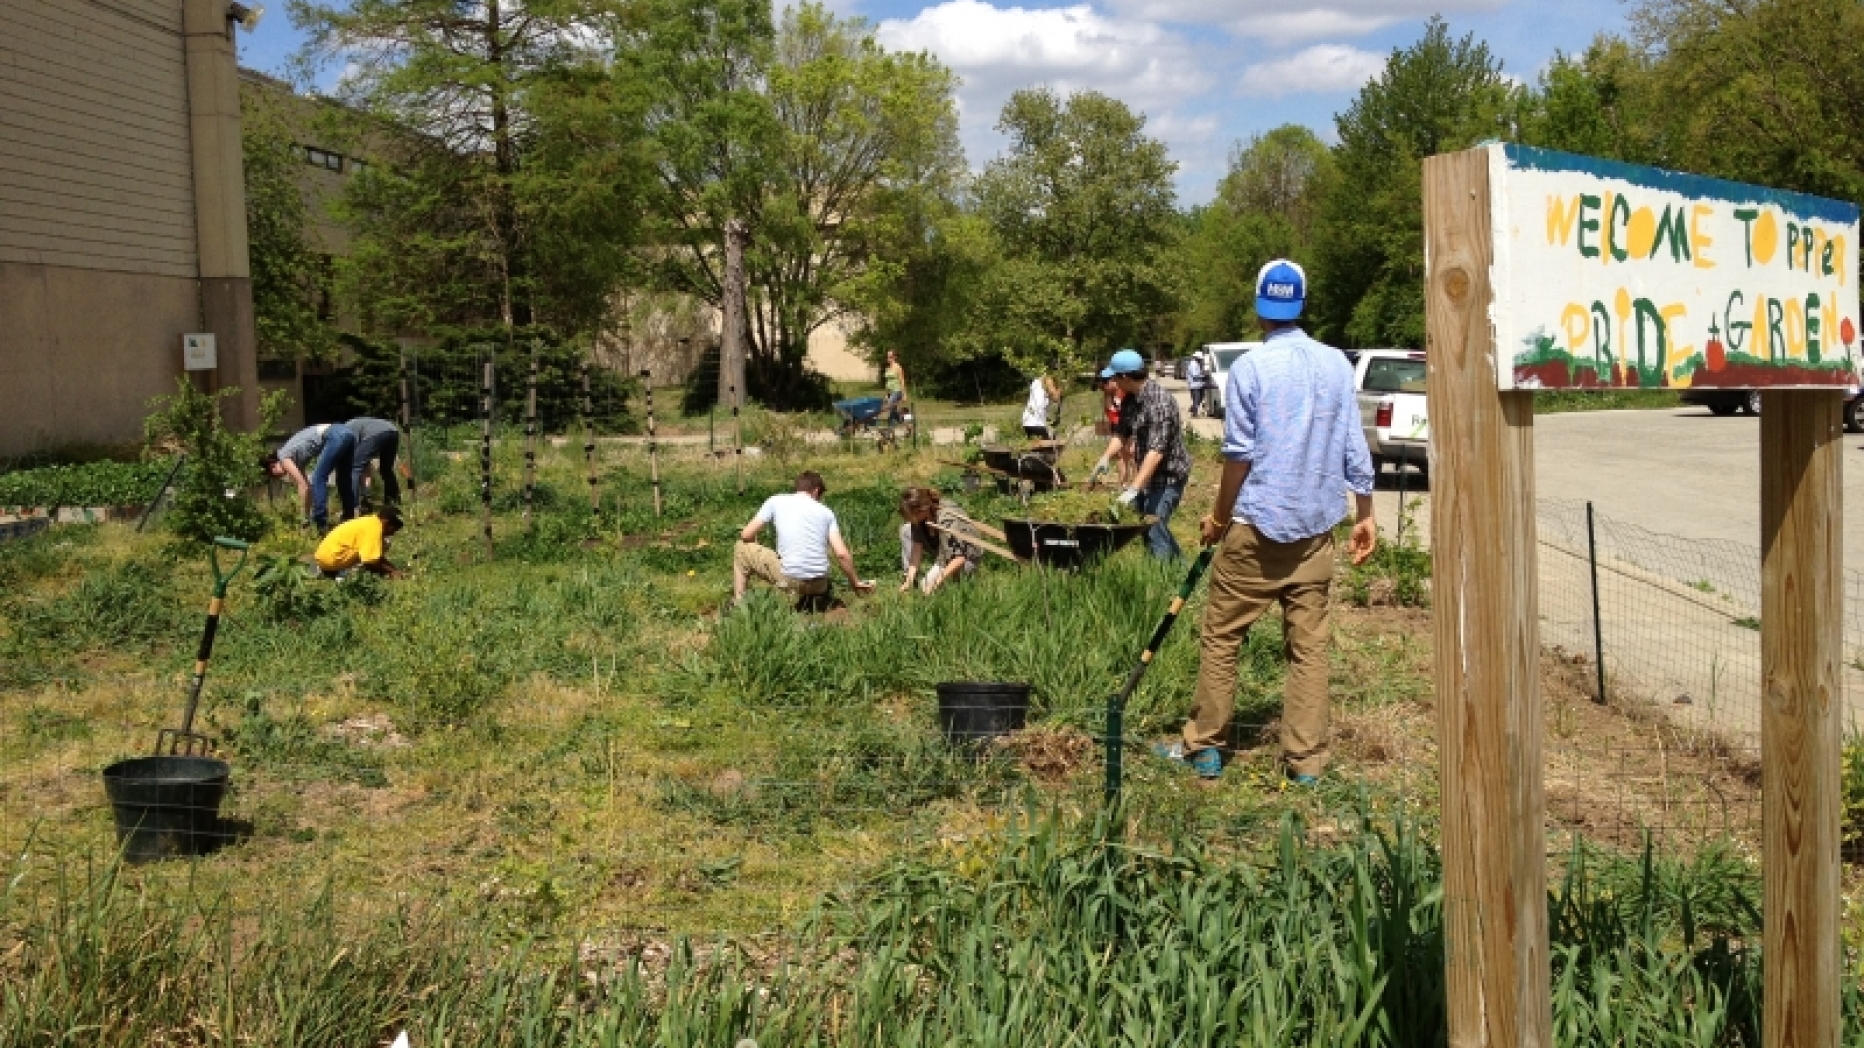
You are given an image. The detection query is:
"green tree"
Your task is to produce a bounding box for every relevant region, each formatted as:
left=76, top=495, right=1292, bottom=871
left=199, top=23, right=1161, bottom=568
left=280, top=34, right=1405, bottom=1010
left=1177, top=126, right=1336, bottom=347
left=1629, top=0, right=1864, bottom=208
left=632, top=0, right=963, bottom=408
left=966, top=87, right=1181, bottom=377
left=1519, top=39, right=1672, bottom=165
left=242, top=82, right=335, bottom=364
left=292, top=0, right=644, bottom=339
left=1311, top=17, right=1521, bottom=348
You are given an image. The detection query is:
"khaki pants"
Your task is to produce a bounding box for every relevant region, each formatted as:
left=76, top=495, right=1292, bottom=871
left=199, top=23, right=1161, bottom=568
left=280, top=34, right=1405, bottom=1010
left=1183, top=523, right=1335, bottom=777
left=734, top=540, right=830, bottom=597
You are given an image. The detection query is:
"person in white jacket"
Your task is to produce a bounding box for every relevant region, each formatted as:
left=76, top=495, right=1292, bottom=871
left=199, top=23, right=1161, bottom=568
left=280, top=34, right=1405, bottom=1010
left=1021, top=374, right=1060, bottom=438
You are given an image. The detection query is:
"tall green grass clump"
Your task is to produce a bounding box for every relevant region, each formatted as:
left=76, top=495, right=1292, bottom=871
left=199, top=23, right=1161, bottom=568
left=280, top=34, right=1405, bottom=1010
left=676, top=554, right=1278, bottom=734
left=11, top=812, right=1851, bottom=1047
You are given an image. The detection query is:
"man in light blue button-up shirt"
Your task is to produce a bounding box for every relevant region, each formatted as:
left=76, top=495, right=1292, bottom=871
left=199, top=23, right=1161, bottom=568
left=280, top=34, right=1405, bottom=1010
left=1154, top=259, right=1378, bottom=784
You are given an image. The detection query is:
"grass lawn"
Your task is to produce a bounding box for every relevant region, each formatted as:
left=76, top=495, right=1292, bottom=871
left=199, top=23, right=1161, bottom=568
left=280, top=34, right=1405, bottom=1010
left=2, top=433, right=1860, bottom=1045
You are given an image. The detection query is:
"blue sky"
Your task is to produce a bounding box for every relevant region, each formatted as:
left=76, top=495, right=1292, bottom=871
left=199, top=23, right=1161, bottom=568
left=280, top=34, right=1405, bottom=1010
left=233, top=0, right=1633, bottom=204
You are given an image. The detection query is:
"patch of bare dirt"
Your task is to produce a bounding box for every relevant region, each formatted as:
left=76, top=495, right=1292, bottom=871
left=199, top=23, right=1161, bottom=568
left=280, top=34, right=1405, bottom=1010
left=988, top=725, right=1095, bottom=784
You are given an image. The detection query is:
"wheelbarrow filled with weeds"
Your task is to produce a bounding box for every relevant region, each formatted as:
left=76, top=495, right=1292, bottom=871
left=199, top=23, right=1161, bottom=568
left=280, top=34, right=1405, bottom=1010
left=100, top=536, right=250, bottom=862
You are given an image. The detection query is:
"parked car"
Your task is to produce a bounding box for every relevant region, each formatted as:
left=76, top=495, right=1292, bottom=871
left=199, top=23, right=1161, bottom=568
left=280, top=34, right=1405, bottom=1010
left=1202, top=342, right=1261, bottom=416
left=1680, top=369, right=1864, bottom=431
left=1355, top=350, right=1430, bottom=475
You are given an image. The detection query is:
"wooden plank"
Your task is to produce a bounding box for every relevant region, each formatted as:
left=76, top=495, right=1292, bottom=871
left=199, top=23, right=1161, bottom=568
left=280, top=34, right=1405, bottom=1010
left=1759, top=389, right=1844, bottom=1048
left=925, top=521, right=1025, bottom=565
left=1422, top=146, right=1551, bottom=1048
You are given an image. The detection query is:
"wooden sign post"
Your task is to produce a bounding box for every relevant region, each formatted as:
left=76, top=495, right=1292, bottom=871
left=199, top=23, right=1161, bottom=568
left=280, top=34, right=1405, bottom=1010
left=1425, top=143, right=1855, bottom=1047
left=1759, top=389, right=1844, bottom=1048
left=1422, top=147, right=1551, bottom=1048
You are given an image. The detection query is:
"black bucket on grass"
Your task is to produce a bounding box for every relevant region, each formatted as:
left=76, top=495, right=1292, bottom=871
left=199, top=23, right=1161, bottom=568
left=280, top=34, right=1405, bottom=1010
left=101, top=756, right=231, bottom=863
left=936, top=682, right=1029, bottom=748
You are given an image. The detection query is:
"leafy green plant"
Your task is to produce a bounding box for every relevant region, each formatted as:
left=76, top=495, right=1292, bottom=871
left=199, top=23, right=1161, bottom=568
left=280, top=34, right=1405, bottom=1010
left=141, top=378, right=287, bottom=543
left=1340, top=522, right=1432, bottom=608
left=0, top=459, right=175, bottom=510
left=1844, top=734, right=1864, bottom=862
left=227, top=694, right=387, bottom=787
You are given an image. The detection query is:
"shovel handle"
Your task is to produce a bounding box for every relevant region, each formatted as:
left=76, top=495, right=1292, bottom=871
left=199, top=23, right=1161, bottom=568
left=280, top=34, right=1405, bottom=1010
left=207, top=538, right=251, bottom=595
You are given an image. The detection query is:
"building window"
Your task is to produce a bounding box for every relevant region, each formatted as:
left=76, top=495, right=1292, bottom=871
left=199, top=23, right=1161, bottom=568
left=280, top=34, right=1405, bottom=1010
left=303, top=145, right=344, bottom=173
left=348, top=158, right=366, bottom=176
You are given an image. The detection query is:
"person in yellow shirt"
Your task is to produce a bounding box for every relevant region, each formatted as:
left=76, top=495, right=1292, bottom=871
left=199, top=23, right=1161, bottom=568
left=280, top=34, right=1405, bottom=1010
left=314, top=507, right=405, bottom=579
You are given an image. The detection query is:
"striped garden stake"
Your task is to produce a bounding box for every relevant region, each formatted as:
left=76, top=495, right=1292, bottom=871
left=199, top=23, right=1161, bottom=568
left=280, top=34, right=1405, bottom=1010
left=641, top=369, right=662, bottom=518
left=731, top=383, right=743, bottom=496
left=522, top=343, right=538, bottom=528
left=479, top=354, right=495, bottom=559
left=582, top=360, right=599, bottom=514
left=1105, top=544, right=1215, bottom=800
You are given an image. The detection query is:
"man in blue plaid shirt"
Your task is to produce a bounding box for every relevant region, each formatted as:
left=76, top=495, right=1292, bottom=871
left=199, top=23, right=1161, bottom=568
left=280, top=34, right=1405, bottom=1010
left=1101, top=348, right=1192, bottom=560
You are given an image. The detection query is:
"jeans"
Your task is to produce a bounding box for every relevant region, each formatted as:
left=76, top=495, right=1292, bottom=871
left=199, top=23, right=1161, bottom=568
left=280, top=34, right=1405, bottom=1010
left=1135, top=479, right=1185, bottom=560
left=880, top=391, right=904, bottom=423
left=351, top=428, right=401, bottom=511
left=309, top=426, right=357, bottom=527
left=1189, top=386, right=1206, bottom=416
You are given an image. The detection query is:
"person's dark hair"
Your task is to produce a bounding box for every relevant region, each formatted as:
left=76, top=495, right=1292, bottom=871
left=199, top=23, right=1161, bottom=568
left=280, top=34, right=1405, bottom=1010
left=795, top=471, right=826, bottom=495
left=259, top=451, right=280, bottom=472
left=377, top=506, right=403, bottom=531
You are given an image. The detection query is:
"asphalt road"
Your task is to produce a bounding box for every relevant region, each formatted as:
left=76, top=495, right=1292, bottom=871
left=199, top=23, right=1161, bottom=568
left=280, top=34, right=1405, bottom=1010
left=1533, top=405, right=1864, bottom=572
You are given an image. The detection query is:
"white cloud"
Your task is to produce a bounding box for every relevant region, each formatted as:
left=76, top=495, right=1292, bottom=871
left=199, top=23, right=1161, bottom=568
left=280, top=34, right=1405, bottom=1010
left=1104, top=0, right=1508, bottom=41
left=1236, top=44, right=1384, bottom=97
left=878, top=0, right=1216, bottom=179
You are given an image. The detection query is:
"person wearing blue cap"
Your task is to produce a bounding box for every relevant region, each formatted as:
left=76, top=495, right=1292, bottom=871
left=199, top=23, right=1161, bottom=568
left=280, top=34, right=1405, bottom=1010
left=1090, top=347, right=1191, bottom=559
left=1155, top=259, right=1377, bottom=784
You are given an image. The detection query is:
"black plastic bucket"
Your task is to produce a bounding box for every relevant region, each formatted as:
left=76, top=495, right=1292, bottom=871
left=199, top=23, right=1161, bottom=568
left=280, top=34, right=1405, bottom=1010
left=101, top=756, right=231, bottom=863
left=936, top=682, right=1030, bottom=747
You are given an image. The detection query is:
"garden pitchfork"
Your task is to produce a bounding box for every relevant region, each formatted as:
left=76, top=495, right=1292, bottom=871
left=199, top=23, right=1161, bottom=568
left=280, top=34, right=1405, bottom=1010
left=157, top=537, right=251, bottom=757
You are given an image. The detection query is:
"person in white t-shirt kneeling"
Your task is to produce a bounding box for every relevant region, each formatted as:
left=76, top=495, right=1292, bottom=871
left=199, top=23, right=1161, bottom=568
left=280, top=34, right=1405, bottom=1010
left=733, top=470, right=876, bottom=609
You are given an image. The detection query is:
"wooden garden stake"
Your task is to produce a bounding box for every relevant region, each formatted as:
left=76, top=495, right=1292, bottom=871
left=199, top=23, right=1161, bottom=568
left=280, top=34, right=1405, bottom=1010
left=479, top=354, right=495, bottom=560
left=641, top=369, right=662, bottom=518
left=522, top=343, right=538, bottom=528
left=732, top=382, right=743, bottom=496
left=1760, top=389, right=1844, bottom=1048
left=398, top=348, right=416, bottom=505
left=1422, top=147, right=1551, bottom=1048
left=582, top=359, right=599, bottom=514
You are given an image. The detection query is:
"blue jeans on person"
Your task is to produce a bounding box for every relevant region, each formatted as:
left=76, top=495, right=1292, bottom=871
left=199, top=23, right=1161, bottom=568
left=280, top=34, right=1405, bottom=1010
left=309, top=426, right=357, bottom=527
left=351, top=429, right=401, bottom=510
left=1189, top=386, right=1206, bottom=417
left=1136, top=479, right=1185, bottom=560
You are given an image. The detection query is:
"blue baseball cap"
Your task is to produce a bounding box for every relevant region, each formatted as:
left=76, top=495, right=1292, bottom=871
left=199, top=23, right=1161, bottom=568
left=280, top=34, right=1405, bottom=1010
left=1099, top=348, right=1146, bottom=379
left=1255, top=259, right=1306, bottom=321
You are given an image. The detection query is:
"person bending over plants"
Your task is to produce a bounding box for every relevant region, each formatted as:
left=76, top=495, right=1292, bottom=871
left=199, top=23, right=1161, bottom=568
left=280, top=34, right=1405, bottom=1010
left=262, top=422, right=356, bottom=529
left=345, top=416, right=402, bottom=513
left=733, top=471, right=875, bottom=609
left=897, top=487, right=980, bottom=594
left=314, top=506, right=405, bottom=579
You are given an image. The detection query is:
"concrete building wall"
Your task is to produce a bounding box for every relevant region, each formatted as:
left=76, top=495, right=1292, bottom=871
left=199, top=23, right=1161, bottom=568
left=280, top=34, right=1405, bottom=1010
left=0, top=0, right=204, bottom=456
left=0, top=0, right=258, bottom=456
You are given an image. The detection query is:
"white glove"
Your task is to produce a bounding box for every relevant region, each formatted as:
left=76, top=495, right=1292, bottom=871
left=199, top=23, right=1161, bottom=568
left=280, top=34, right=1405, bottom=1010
left=1116, top=488, right=1140, bottom=507
left=1090, top=458, right=1110, bottom=479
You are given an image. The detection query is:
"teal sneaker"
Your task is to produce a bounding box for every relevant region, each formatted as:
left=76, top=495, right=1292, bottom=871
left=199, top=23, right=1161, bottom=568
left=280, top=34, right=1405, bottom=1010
left=1151, top=741, right=1222, bottom=779
left=1287, top=772, right=1319, bottom=787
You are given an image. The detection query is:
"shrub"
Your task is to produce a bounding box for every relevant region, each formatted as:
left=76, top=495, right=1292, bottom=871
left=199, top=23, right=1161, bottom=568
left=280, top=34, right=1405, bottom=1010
left=0, top=459, right=176, bottom=510
left=141, top=378, right=287, bottom=543
left=1845, top=734, right=1864, bottom=862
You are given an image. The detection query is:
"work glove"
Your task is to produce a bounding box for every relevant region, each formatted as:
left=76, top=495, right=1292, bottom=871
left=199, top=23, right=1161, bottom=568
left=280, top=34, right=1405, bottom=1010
left=1116, top=487, right=1140, bottom=507
left=1089, top=458, right=1110, bottom=480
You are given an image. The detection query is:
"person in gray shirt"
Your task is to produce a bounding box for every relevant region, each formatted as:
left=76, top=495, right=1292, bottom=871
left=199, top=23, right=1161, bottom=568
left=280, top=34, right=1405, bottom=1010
left=261, top=422, right=356, bottom=528
left=345, top=417, right=401, bottom=511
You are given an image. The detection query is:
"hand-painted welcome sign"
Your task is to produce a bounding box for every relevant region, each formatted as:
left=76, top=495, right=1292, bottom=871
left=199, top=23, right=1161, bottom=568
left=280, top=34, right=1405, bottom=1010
left=1487, top=143, right=1860, bottom=390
